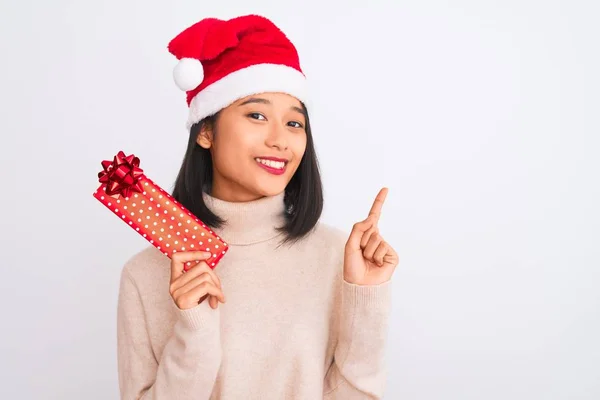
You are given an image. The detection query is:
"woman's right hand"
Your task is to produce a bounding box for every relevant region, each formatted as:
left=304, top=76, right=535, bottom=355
left=169, top=251, right=226, bottom=310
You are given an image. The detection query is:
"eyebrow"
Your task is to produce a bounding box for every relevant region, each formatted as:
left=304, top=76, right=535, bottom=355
left=238, top=97, right=304, bottom=115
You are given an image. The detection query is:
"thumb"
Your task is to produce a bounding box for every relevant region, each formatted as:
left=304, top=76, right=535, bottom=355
left=346, top=215, right=376, bottom=251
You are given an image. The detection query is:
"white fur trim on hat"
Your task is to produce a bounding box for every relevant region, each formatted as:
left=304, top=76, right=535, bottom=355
left=185, top=63, right=309, bottom=130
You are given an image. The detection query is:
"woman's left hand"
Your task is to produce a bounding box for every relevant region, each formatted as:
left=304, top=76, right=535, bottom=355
left=344, top=187, right=399, bottom=286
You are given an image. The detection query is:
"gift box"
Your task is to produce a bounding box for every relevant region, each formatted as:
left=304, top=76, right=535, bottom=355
left=93, top=151, right=229, bottom=270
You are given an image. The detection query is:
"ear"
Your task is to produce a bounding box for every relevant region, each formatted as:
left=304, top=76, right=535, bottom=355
left=196, top=122, right=214, bottom=149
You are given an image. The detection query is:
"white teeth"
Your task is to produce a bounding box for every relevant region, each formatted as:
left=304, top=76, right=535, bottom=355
left=255, top=158, right=286, bottom=169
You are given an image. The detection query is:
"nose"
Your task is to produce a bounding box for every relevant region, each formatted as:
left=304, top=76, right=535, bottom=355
left=265, top=122, right=288, bottom=151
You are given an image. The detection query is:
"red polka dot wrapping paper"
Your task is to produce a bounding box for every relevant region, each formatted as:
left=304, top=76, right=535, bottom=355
left=93, top=152, right=229, bottom=270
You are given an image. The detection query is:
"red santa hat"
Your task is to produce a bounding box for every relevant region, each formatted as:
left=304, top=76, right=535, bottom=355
left=167, top=14, right=309, bottom=130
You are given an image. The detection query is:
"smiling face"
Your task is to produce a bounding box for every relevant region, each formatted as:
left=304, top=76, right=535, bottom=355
left=197, top=92, right=308, bottom=202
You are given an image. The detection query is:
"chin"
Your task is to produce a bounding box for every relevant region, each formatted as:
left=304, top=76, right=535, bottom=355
left=247, top=174, right=290, bottom=198
left=245, top=163, right=297, bottom=198
left=254, top=183, right=287, bottom=198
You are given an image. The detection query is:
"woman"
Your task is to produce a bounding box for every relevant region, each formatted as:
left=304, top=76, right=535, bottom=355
left=117, top=14, right=399, bottom=399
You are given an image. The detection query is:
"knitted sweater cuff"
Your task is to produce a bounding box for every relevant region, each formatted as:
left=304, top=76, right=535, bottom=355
left=177, top=299, right=221, bottom=331
left=342, top=278, right=392, bottom=311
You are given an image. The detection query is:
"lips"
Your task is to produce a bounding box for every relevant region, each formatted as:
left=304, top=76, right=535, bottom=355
left=255, top=157, right=287, bottom=175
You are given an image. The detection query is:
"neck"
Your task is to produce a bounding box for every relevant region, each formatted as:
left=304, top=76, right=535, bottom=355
left=202, top=191, right=286, bottom=245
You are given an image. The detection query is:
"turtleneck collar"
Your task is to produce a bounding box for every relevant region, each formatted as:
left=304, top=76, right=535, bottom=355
left=202, top=191, right=287, bottom=246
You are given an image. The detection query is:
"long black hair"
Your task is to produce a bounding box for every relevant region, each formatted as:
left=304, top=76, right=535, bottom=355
left=171, top=102, right=323, bottom=245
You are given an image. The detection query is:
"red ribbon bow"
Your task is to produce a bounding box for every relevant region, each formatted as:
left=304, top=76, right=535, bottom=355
left=98, top=151, right=144, bottom=199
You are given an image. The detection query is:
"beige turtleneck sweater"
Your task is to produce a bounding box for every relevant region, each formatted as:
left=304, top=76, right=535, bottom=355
left=117, top=191, right=392, bottom=399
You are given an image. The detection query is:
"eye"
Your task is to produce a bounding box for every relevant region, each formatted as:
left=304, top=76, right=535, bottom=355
left=248, top=112, right=266, bottom=120
left=288, top=121, right=304, bottom=129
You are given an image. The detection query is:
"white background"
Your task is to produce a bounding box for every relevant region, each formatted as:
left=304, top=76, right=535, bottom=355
left=0, top=0, right=598, bottom=398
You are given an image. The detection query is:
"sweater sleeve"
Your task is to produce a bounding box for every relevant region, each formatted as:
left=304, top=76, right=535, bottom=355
left=323, top=278, right=392, bottom=399
left=117, top=267, right=222, bottom=399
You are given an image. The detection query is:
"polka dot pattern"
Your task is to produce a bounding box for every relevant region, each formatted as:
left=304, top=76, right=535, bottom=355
left=94, top=176, right=229, bottom=269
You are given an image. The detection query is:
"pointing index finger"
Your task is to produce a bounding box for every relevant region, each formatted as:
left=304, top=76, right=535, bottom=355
left=368, top=187, right=388, bottom=224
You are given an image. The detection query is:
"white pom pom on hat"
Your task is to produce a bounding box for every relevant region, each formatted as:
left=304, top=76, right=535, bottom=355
left=172, top=58, right=204, bottom=91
